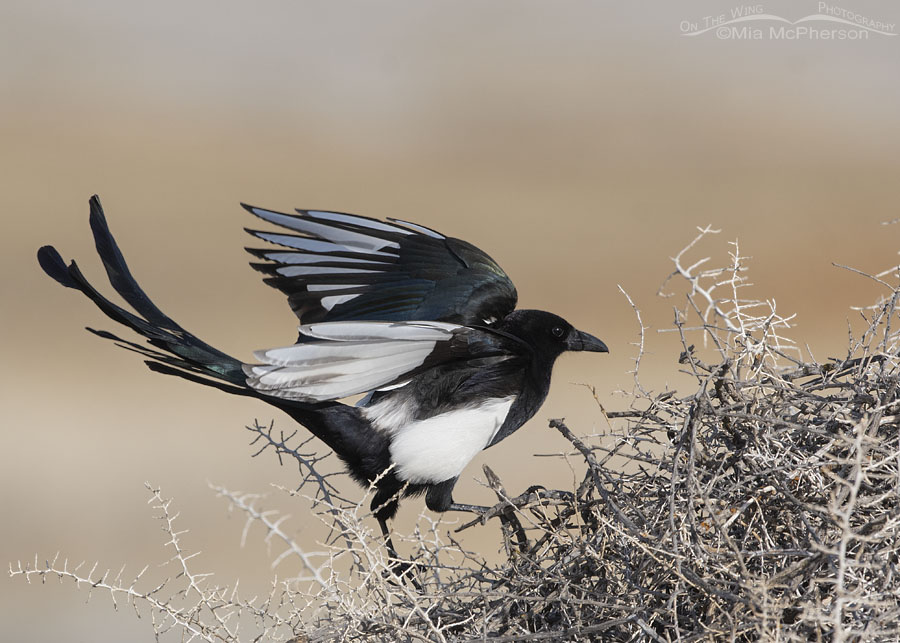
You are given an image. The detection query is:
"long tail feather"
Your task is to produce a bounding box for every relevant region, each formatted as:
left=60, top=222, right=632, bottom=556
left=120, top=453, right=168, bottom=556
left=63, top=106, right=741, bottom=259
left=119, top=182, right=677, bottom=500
left=37, top=196, right=246, bottom=387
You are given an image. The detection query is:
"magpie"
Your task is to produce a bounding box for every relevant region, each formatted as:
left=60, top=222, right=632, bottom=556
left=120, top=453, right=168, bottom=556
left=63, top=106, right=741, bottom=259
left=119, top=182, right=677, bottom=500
left=37, top=196, right=608, bottom=557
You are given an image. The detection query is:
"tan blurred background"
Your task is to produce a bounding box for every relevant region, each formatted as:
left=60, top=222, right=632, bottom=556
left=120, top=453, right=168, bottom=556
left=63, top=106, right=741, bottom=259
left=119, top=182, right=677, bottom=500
left=3, top=1, right=899, bottom=640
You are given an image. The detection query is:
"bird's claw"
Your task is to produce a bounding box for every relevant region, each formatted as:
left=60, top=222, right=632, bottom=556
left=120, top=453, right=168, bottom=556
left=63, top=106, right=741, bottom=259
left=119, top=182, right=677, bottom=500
left=384, top=558, right=426, bottom=591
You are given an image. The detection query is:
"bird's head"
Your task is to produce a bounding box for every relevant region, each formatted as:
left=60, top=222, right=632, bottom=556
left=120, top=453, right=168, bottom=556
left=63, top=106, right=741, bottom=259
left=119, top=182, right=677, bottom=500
left=496, top=309, right=608, bottom=362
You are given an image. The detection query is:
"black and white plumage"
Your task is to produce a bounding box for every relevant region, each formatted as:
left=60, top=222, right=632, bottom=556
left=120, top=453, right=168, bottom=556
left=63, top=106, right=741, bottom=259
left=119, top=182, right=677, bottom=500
left=38, top=196, right=608, bottom=556
left=243, top=204, right=517, bottom=327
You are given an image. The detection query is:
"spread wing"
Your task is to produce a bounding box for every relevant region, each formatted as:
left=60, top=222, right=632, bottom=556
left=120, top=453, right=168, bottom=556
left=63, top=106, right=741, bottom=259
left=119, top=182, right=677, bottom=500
left=244, top=206, right=517, bottom=326
left=244, top=320, right=516, bottom=402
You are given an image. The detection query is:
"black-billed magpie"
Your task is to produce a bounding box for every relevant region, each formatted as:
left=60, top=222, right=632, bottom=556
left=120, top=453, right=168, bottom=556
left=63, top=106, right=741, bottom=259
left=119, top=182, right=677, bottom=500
left=38, top=196, right=607, bottom=554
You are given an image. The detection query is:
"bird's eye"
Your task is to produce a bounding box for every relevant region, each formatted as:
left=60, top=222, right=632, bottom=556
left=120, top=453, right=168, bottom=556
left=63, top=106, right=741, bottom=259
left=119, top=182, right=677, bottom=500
left=551, top=326, right=565, bottom=339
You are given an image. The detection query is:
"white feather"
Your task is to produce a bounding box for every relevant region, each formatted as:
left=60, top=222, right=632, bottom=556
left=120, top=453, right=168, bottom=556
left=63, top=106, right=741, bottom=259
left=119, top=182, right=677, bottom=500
left=307, top=283, right=365, bottom=292
left=243, top=323, right=455, bottom=401
left=260, top=251, right=382, bottom=265
left=299, top=320, right=459, bottom=342
left=274, top=266, right=380, bottom=277
left=321, top=294, right=360, bottom=310
left=306, top=286, right=366, bottom=310
left=251, top=207, right=400, bottom=251
left=362, top=397, right=515, bottom=484
left=305, top=210, right=415, bottom=235
left=360, top=396, right=415, bottom=433
left=387, top=218, right=446, bottom=239
left=248, top=357, right=430, bottom=399
left=376, top=379, right=411, bottom=392
left=255, top=336, right=438, bottom=366
left=251, top=231, right=396, bottom=257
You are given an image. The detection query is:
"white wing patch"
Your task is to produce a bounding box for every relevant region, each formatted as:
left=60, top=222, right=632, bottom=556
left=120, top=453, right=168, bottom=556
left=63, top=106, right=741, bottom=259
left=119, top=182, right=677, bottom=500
left=299, top=320, right=459, bottom=342
left=305, top=210, right=415, bottom=235
left=385, top=218, right=445, bottom=239
left=362, top=396, right=515, bottom=484
left=248, top=207, right=401, bottom=252
left=321, top=294, right=360, bottom=311
left=250, top=231, right=396, bottom=257
left=243, top=321, right=461, bottom=402
left=274, top=266, right=379, bottom=277
left=306, top=284, right=366, bottom=293
left=257, top=252, right=375, bottom=265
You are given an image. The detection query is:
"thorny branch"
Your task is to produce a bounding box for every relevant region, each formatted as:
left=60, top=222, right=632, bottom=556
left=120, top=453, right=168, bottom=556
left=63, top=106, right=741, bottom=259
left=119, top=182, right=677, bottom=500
left=12, top=230, right=900, bottom=641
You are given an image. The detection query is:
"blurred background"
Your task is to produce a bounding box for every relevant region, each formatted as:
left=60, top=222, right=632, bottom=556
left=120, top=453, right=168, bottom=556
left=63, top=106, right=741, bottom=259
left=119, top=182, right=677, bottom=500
left=3, top=1, right=899, bottom=640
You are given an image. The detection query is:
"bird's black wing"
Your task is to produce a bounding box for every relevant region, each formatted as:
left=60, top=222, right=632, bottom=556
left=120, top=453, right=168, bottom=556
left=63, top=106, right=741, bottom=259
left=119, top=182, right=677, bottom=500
left=244, top=206, right=517, bottom=326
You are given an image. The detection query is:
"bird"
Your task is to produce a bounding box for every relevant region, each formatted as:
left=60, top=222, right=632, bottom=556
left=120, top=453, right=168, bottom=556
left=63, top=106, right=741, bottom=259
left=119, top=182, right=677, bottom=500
left=37, top=195, right=608, bottom=560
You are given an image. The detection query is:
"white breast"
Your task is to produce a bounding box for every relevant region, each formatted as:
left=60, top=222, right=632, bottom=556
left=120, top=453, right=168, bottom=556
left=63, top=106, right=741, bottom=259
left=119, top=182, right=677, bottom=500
left=363, top=397, right=515, bottom=484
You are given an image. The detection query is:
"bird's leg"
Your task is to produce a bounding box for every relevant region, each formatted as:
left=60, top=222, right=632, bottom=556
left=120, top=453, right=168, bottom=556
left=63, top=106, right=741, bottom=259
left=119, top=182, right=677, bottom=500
left=371, top=489, right=406, bottom=563
left=377, top=516, right=401, bottom=561
left=427, top=479, right=491, bottom=520
left=377, top=518, right=425, bottom=589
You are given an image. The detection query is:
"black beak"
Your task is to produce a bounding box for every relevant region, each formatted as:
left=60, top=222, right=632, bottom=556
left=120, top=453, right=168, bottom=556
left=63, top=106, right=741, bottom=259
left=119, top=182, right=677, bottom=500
left=566, top=329, right=609, bottom=353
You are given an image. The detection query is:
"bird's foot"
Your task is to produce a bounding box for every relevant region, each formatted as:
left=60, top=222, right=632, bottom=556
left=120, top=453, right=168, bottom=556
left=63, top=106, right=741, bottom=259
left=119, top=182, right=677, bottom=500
left=452, top=484, right=562, bottom=533
left=453, top=501, right=516, bottom=531
left=379, top=528, right=426, bottom=590
left=384, top=556, right=426, bottom=591
left=448, top=502, right=492, bottom=523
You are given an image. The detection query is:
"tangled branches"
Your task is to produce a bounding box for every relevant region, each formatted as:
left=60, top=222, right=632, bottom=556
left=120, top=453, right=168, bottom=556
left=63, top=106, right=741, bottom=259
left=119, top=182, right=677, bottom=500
left=11, top=227, right=900, bottom=641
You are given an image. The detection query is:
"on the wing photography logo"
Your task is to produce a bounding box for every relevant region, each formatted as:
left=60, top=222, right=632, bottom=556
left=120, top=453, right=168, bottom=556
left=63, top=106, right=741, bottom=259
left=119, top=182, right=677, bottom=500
left=680, top=3, right=896, bottom=40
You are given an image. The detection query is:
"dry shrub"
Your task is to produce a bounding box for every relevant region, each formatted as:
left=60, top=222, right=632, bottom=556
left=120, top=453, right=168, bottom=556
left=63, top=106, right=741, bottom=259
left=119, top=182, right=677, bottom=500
left=12, top=226, right=900, bottom=641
